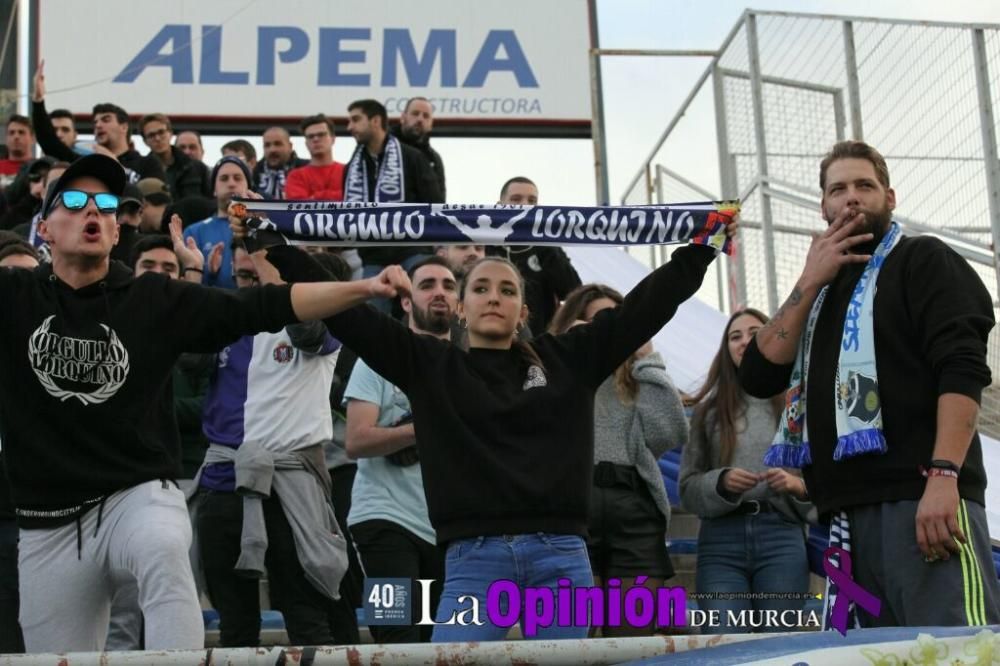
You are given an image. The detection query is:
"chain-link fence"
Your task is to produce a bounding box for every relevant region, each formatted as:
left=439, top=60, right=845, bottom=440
left=620, top=10, right=1000, bottom=437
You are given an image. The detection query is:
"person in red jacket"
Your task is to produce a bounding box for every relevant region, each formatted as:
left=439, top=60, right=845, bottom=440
left=285, top=114, right=344, bottom=201
left=0, top=116, right=35, bottom=189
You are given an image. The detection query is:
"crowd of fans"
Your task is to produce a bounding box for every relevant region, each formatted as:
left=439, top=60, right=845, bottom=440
left=0, top=68, right=648, bottom=652
left=0, top=60, right=996, bottom=656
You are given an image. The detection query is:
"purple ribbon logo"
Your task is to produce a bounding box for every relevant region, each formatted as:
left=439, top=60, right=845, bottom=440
left=823, top=546, right=882, bottom=635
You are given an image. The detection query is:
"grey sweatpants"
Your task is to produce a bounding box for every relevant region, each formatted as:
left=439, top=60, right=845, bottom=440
left=848, top=499, right=1000, bottom=627
left=18, top=480, right=204, bottom=652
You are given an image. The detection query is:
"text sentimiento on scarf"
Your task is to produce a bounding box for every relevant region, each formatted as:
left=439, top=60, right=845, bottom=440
left=238, top=200, right=740, bottom=252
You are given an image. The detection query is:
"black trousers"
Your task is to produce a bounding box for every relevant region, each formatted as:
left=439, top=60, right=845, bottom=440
left=196, top=490, right=343, bottom=647
left=0, top=518, right=23, bottom=653
left=329, top=464, right=361, bottom=644
left=351, top=519, right=445, bottom=643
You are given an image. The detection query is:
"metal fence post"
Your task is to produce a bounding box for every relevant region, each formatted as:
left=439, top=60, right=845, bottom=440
left=746, top=12, right=779, bottom=313
left=589, top=50, right=609, bottom=207
left=972, top=28, right=1000, bottom=299
left=587, top=0, right=610, bottom=205
left=713, top=62, right=744, bottom=313
left=843, top=21, right=864, bottom=141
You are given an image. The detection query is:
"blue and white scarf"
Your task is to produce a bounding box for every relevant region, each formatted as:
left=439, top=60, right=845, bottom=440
left=236, top=200, right=739, bottom=253
left=764, top=222, right=902, bottom=468
left=256, top=164, right=290, bottom=199
left=344, top=135, right=405, bottom=203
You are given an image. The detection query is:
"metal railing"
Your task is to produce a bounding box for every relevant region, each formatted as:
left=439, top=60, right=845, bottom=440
left=618, top=8, right=1000, bottom=437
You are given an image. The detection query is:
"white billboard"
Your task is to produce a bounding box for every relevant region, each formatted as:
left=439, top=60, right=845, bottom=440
left=36, top=0, right=593, bottom=134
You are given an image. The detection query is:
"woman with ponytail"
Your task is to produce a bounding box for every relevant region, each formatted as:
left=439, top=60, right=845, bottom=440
left=549, top=284, right=689, bottom=636
left=680, top=308, right=814, bottom=634
left=258, top=226, right=732, bottom=641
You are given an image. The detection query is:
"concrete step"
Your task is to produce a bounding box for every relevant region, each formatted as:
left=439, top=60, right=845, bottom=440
left=667, top=510, right=700, bottom=540
left=669, top=552, right=697, bottom=572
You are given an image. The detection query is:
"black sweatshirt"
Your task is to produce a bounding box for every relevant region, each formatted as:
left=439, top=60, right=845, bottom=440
left=739, top=236, right=994, bottom=515
left=314, top=244, right=715, bottom=544
left=347, top=141, right=445, bottom=267
left=0, top=262, right=296, bottom=526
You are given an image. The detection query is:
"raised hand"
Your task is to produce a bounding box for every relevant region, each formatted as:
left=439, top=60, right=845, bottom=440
left=725, top=212, right=740, bottom=238
left=32, top=60, right=45, bottom=102
left=367, top=265, right=412, bottom=300
left=227, top=191, right=262, bottom=239
left=800, top=209, right=874, bottom=292
left=228, top=201, right=249, bottom=239
left=169, top=215, right=204, bottom=271
left=208, top=242, right=224, bottom=277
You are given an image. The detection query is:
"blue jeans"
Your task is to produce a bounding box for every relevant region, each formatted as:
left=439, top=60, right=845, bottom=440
left=432, top=534, right=593, bottom=642
left=362, top=254, right=432, bottom=314
left=695, top=512, right=809, bottom=634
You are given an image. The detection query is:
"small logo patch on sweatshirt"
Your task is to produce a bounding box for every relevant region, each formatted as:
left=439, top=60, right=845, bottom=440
left=522, top=365, right=547, bottom=391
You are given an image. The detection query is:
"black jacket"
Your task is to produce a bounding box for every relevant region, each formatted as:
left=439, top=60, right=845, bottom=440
left=0, top=262, right=297, bottom=525
left=394, top=126, right=446, bottom=201
left=304, top=244, right=715, bottom=544
left=0, top=195, right=39, bottom=231
left=739, top=235, right=993, bottom=515
left=163, top=145, right=211, bottom=199
left=110, top=225, right=142, bottom=265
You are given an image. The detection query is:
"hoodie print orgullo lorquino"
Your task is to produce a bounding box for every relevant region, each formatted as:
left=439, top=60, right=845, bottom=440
left=0, top=262, right=297, bottom=527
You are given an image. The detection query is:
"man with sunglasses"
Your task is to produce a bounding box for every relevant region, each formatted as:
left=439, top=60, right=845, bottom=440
left=1, top=153, right=414, bottom=652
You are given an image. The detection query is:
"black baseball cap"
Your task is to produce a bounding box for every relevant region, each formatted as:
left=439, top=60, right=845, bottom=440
left=117, top=184, right=144, bottom=213
left=42, top=153, right=127, bottom=219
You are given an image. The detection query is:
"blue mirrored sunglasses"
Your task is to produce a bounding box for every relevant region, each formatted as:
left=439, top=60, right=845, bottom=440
left=54, top=190, right=120, bottom=214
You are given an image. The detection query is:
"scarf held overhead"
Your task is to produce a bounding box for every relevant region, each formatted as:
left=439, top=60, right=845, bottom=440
left=234, top=200, right=740, bottom=254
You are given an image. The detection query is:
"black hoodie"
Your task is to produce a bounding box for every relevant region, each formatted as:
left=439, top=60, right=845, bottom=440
left=0, top=262, right=296, bottom=526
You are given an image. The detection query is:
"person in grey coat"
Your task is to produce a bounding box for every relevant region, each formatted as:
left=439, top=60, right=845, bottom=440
left=550, top=284, right=688, bottom=636
left=680, top=308, right=814, bottom=634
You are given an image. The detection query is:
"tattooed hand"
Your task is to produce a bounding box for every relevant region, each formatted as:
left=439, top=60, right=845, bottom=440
left=800, top=208, right=874, bottom=292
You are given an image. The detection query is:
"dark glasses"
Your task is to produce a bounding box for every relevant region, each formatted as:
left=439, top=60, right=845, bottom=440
left=54, top=190, right=120, bottom=214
